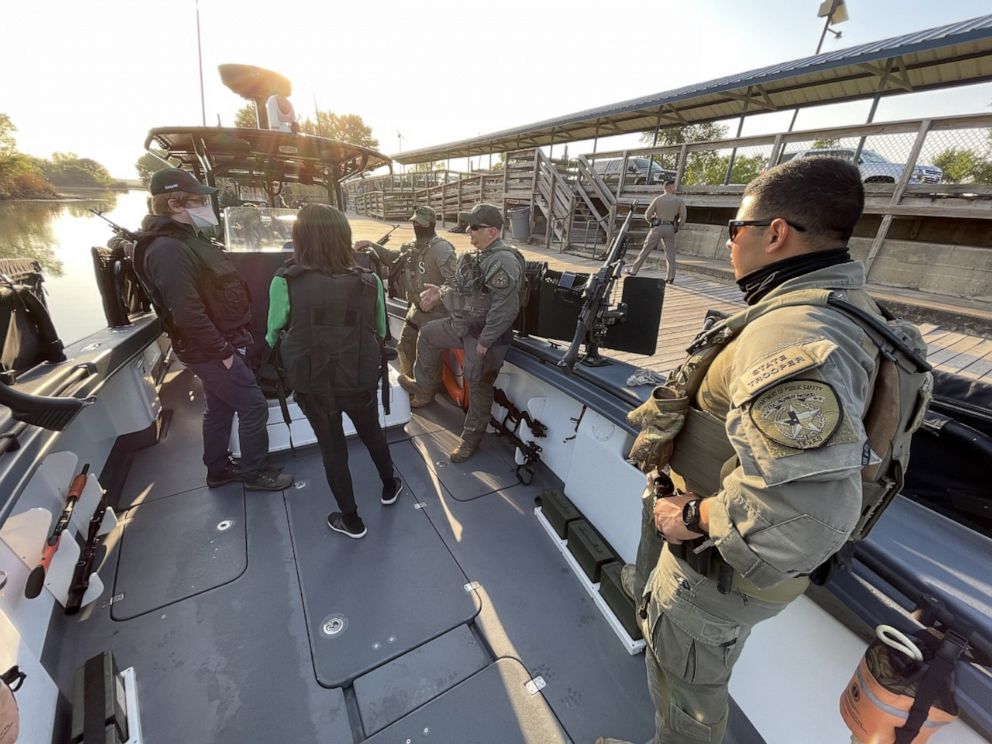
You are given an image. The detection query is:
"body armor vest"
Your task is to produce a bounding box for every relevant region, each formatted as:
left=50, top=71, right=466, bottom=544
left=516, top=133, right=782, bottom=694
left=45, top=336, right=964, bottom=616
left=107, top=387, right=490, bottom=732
left=134, top=223, right=252, bottom=347
left=666, top=287, right=931, bottom=541
left=447, top=241, right=528, bottom=321
left=277, top=265, right=380, bottom=397
left=394, top=236, right=450, bottom=306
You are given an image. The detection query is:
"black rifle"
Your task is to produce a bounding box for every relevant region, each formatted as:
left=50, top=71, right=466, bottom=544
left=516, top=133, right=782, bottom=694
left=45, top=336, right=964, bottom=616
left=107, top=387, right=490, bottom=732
left=558, top=203, right=639, bottom=369
left=65, top=488, right=110, bottom=615
left=490, top=387, right=547, bottom=485
left=89, top=209, right=138, bottom=242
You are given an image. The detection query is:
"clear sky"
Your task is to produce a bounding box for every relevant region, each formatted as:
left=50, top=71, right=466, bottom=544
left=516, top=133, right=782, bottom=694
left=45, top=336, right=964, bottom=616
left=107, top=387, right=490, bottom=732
left=4, top=0, right=991, bottom=178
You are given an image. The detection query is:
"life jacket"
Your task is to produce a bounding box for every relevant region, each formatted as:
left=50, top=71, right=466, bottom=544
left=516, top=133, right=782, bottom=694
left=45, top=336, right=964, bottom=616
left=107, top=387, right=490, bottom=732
left=132, top=220, right=252, bottom=348
left=277, top=264, right=380, bottom=397
left=667, top=287, right=932, bottom=543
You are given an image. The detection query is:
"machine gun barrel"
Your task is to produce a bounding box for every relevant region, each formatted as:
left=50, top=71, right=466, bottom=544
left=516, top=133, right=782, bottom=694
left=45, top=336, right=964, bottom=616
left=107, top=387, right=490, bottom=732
left=89, top=209, right=138, bottom=242
left=377, top=224, right=400, bottom=246
left=558, top=203, right=638, bottom=369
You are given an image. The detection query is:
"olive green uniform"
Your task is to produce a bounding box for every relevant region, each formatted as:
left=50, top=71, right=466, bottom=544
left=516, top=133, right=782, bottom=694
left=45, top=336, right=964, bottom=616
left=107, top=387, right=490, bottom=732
left=371, top=235, right=456, bottom=375
left=634, top=261, right=892, bottom=743
left=411, top=238, right=524, bottom=440
left=629, top=193, right=687, bottom=279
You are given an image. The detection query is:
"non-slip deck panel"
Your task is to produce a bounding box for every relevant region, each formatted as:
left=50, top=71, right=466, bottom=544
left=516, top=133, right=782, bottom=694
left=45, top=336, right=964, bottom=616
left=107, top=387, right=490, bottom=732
left=55, top=483, right=354, bottom=744
left=280, top=438, right=480, bottom=688
left=354, top=624, right=490, bottom=735
left=408, top=426, right=522, bottom=501
left=364, top=658, right=570, bottom=744
left=385, top=398, right=453, bottom=443
left=394, top=448, right=656, bottom=741
left=111, top=484, right=246, bottom=620
left=118, top=369, right=212, bottom=507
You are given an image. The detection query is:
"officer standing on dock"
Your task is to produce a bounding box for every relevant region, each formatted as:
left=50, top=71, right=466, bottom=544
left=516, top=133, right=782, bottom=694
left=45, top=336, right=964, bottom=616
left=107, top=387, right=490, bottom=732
left=133, top=168, right=293, bottom=492
left=398, top=203, right=525, bottom=463
left=354, top=206, right=456, bottom=376
left=625, top=180, right=686, bottom=282
left=599, top=157, right=929, bottom=744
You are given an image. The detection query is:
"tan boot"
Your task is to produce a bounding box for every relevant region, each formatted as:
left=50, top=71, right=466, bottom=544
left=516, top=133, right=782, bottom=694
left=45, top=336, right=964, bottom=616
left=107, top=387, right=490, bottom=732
left=620, top=563, right=637, bottom=601
left=399, top=374, right=434, bottom=408
left=450, top=434, right=482, bottom=463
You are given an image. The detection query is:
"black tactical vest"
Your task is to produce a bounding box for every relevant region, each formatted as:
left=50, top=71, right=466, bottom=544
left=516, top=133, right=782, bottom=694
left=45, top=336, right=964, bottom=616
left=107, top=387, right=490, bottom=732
left=277, top=265, right=381, bottom=397
left=133, top=221, right=252, bottom=346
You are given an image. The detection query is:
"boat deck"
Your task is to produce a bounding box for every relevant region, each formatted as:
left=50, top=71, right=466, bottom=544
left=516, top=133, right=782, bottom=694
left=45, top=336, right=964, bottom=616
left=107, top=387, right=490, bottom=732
left=46, top=366, right=765, bottom=743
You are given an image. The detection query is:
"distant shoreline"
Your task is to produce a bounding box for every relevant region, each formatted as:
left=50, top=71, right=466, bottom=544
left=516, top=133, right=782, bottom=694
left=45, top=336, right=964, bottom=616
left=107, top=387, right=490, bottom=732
left=0, top=186, right=140, bottom=204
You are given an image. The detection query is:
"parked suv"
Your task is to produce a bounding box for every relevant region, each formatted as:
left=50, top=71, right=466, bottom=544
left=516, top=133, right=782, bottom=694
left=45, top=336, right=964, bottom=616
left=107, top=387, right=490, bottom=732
left=774, top=148, right=943, bottom=184
left=592, top=157, right=677, bottom=185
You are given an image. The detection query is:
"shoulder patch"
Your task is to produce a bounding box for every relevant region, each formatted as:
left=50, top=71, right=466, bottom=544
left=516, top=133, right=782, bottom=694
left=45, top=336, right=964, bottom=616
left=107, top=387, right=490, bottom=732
left=741, top=344, right=821, bottom=397
left=489, top=268, right=511, bottom=289
left=749, top=379, right=843, bottom=450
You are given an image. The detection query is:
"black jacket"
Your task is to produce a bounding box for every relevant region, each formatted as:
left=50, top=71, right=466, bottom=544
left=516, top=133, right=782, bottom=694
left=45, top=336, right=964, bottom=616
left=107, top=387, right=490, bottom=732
left=135, top=216, right=252, bottom=364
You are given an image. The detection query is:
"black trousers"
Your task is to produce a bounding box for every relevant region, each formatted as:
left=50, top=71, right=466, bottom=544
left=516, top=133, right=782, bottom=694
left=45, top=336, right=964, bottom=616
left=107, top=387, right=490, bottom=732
left=295, top=390, right=393, bottom=516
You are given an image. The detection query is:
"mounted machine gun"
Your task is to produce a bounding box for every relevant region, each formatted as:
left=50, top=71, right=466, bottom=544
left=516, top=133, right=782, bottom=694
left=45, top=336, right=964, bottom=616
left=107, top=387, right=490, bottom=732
left=558, top=203, right=662, bottom=369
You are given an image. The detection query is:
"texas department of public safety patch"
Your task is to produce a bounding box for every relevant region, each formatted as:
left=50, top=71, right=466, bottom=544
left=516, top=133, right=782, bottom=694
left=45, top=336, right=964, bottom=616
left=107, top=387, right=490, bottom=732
left=748, top=379, right=843, bottom=450
left=489, top=268, right=511, bottom=289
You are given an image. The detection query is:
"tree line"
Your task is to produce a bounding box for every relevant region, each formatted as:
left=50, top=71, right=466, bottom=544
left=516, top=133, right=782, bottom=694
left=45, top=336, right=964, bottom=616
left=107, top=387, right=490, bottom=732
left=0, top=114, right=121, bottom=199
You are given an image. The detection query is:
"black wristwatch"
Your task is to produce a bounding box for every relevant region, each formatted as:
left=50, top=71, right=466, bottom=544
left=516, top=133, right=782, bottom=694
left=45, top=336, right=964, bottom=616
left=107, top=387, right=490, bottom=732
left=682, top=498, right=703, bottom=534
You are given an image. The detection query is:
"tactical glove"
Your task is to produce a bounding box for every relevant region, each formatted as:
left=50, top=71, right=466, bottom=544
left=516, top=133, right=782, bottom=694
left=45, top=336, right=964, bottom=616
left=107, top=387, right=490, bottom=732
left=626, top=386, right=689, bottom=473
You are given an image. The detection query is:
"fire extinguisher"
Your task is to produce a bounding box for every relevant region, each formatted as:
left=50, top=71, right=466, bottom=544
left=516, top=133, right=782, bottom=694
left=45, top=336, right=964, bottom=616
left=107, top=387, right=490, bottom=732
left=840, top=625, right=959, bottom=744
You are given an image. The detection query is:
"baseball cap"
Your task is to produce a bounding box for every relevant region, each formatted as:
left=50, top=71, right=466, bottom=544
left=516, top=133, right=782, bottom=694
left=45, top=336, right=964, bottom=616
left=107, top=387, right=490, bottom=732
left=459, top=203, right=503, bottom=229
left=410, top=205, right=437, bottom=226
left=149, top=168, right=219, bottom=196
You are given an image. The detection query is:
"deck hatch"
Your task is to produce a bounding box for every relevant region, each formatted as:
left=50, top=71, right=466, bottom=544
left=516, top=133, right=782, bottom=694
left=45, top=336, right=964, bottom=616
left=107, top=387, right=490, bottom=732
left=280, top=438, right=480, bottom=688
left=111, top=486, right=246, bottom=620
left=363, top=658, right=568, bottom=744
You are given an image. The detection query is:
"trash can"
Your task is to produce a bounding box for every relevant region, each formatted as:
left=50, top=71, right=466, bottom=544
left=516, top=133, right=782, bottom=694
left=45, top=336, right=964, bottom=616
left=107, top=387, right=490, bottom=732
left=508, top=207, right=531, bottom=241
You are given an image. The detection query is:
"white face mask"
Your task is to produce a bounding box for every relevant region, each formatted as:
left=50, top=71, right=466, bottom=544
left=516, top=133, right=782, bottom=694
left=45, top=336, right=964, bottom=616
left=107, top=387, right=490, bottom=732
left=186, top=204, right=219, bottom=229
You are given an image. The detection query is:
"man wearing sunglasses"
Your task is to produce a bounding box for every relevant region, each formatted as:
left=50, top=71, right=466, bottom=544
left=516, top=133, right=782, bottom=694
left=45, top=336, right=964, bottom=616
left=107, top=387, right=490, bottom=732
left=625, top=179, right=686, bottom=282
left=398, top=203, right=525, bottom=463
left=601, top=157, right=928, bottom=744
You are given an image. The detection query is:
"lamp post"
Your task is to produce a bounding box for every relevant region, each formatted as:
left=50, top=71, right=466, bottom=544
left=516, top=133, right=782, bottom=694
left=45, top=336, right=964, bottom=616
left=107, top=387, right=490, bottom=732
left=196, top=0, right=206, bottom=126
left=787, top=0, right=849, bottom=132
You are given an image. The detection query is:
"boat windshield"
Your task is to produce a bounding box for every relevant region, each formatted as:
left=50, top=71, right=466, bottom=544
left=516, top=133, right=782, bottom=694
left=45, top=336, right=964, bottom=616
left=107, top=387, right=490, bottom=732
left=223, top=206, right=298, bottom=252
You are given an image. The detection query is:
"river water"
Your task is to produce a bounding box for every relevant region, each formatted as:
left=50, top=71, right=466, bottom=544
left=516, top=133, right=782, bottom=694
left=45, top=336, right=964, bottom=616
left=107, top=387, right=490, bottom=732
left=0, top=190, right=149, bottom=345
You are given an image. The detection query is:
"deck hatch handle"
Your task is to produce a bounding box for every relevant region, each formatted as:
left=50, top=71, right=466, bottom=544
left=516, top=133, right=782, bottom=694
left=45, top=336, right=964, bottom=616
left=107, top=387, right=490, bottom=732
left=525, top=676, right=546, bottom=695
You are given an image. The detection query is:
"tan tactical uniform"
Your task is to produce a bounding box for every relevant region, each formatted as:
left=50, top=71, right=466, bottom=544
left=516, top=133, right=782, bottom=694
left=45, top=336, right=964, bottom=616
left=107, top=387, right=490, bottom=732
left=371, top=236, right=456, bottom=375
left=635, top=261, right=898, bottom=743
left=412, top=238, right=525, bottom=439
left=629, top=192, right=687, bottom=279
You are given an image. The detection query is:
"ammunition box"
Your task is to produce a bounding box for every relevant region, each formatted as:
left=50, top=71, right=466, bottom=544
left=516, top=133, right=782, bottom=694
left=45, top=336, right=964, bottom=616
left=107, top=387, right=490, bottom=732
left=599, top=562, right=643, bottom=641
left=539, top=488, right=582, bottom=539
left=566, top=519, right=614, bottom=583
left=71, top=651, right=128, bottom=744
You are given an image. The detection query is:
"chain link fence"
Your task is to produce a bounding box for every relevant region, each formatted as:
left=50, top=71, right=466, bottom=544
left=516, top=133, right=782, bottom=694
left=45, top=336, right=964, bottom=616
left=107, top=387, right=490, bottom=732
left=775, top=127, right=992, bottom=185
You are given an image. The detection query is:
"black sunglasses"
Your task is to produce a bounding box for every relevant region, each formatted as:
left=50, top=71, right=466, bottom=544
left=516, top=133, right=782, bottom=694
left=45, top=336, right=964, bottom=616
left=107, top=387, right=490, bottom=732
left=728, top=218, right=807, bottom=241
left=468, top=224, right=491, bottom=231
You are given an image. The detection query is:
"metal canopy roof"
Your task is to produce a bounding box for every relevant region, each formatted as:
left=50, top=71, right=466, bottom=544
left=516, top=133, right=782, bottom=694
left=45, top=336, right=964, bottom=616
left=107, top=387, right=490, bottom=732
left=145, top=127, right=392, bottom=186
left=395, top=15, right=992, bottom=164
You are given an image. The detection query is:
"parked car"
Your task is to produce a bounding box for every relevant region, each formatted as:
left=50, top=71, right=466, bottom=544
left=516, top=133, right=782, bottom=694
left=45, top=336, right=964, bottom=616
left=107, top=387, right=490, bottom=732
left=591, top=157, right=677, bottom=185
left=771, top=148, right=943, bottom=184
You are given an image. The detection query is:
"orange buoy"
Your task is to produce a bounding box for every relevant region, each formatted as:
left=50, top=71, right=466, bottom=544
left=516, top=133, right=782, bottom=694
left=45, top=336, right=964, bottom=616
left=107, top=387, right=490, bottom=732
left=840, top=626, right=957, bottom=744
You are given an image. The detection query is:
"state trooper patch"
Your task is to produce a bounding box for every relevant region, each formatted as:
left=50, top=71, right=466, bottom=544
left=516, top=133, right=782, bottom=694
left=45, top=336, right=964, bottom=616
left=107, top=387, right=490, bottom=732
left=749, top=379, right=843, bottom=450
left=489, top=268, right=511, bottom=289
